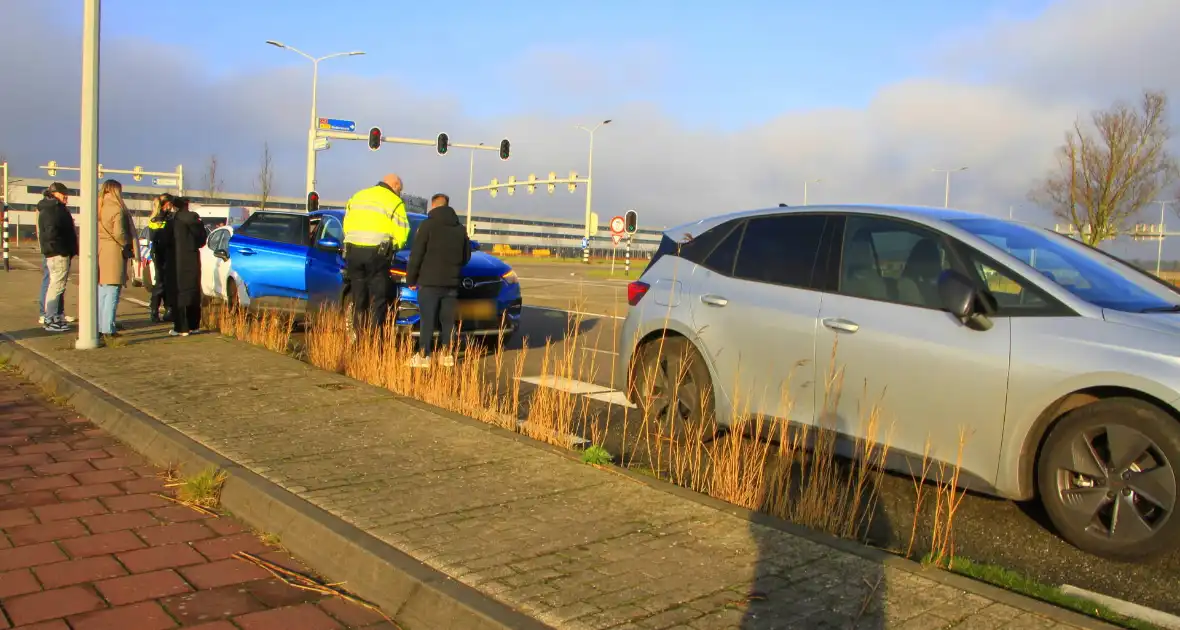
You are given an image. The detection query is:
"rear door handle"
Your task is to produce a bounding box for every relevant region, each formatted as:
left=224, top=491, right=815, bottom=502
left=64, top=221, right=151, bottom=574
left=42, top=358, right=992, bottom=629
left=822, top=318, right=859, bottom=333
left=700, top=294, right=728, bottom=307
left=238, top=248, right=255, bottom=256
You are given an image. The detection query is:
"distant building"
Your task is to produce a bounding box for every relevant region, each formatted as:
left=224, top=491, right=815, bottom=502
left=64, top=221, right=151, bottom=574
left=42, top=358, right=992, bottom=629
left=2, top=176, right=662, bottom=257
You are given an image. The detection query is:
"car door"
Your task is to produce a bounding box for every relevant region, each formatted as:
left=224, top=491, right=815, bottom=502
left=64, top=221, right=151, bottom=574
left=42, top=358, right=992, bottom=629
left=200, top=228, right=228, bottom=298
left=689, top=213, right=830, bottom=426
left=226, top=213, right=310, bottom=309
left=813, top=213, right=1012, bottom=488
left=307, top=215, right=346, bottom=312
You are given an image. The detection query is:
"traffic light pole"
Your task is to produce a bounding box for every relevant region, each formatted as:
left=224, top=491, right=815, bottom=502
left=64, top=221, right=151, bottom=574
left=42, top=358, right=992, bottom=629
left=2, top=161, right=9, bottom=272
left=37, top=163, right=185, bottom=195
left=77, top=0, right=101, bottom=350
left=316, top=129, right=502, bottom=153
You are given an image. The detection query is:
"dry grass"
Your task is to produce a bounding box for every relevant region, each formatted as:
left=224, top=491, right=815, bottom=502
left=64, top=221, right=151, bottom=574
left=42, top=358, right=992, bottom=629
left=198, top=297, right=970, bottom=552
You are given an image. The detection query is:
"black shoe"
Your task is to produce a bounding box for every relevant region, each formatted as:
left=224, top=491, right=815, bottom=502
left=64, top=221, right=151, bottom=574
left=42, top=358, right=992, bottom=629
left=150, top=314, right=161, bottom=323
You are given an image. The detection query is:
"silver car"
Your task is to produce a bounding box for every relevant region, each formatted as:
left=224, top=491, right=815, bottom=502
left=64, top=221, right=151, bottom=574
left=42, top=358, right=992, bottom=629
left=620, top=203, right=1180, bottom=562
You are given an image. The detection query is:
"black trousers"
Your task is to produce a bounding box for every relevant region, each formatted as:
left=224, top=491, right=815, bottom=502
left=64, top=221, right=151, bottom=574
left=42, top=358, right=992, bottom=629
left=345, top=245, right=391, bottom=332
left=173, top=304, right=201, bottom=334
left=417, top=286, right=458, bottom=357
left=149, top=264, right=169, bottom=317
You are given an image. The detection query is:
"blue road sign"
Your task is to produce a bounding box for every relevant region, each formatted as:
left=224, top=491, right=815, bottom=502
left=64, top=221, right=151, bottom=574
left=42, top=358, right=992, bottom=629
left=581, top=237, right=590, bottom=249
left=318, top=118, right=356, bottom=132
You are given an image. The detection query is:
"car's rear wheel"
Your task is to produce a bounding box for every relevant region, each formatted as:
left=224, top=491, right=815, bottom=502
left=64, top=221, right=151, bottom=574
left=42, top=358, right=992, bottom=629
left=629, top=336, right=716, bottom=444
left=1037, top=397, right=1180, bottom=562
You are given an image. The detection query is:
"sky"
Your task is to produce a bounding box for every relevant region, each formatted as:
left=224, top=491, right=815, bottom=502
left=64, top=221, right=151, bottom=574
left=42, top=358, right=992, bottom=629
left=1, top=0, right=1178, bottom=256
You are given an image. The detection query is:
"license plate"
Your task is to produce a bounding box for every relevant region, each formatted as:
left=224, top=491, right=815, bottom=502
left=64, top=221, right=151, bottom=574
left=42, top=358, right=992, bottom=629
left=456, top=300, right=496, bottom=320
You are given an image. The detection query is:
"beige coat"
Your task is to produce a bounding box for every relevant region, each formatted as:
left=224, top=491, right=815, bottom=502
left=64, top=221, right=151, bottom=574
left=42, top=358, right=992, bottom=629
left=98, top=195, right=132, bottom=286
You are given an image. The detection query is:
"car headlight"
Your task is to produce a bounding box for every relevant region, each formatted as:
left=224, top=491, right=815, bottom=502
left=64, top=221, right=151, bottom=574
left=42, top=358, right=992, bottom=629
left=501, top=270, right=519, bottom=285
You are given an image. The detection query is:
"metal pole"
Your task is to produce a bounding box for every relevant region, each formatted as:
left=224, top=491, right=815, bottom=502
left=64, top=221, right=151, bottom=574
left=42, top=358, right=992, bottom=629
left=465, top=146, right=477, bottom=236
left=2, top=161, right=8, bottom=272
left=944, top=171, right=951, bottom=208
left=583, top=131, right=594, bottom=264
left=305, top=59, right=319, bottom=195
left=1156, top=201, right=1171, bottom=277
left=77, top=0, right=100, bottom=350
left=803, top=181, right=808, bottom=206
left=625, top=235, right=631, bottom=277
left=177, top=164, right=184, bottom=196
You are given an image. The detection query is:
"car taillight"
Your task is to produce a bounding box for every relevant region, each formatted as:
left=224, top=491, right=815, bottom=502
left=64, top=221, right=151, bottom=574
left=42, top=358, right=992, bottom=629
left=627, top=281, right=650, bottom=306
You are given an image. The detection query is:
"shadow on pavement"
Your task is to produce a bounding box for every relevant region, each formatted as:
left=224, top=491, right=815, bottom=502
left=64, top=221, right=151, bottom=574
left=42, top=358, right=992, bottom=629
left=512, top=307, right=600, bottom=350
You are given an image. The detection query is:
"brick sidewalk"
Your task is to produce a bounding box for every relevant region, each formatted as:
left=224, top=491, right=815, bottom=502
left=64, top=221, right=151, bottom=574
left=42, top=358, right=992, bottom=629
left=0, top=367, right=393, bottom=630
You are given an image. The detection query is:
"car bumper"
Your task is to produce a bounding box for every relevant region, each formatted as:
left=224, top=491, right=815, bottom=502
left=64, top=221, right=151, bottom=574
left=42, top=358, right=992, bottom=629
left=391, top=282, right=523, bottom=337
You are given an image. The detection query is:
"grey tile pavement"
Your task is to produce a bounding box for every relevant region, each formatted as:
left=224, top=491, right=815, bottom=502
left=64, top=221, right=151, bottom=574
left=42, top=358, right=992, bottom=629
left=0, top=268, right=1111, bottom=630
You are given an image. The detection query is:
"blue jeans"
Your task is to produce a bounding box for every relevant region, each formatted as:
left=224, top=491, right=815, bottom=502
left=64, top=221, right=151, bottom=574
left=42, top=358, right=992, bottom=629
left=98, top=285, right=122, bottom=335
left=44, top=256, right=71, bottom=326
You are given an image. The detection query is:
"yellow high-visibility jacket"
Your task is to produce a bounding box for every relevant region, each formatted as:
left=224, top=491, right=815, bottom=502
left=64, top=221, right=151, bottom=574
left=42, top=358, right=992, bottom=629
left=342, top=183, right=410, bottom=248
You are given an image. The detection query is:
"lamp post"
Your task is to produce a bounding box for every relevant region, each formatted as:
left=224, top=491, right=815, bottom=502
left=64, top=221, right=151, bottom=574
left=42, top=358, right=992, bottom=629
left=76, top=0, right=101, bottom=350
left=575, top=119, right=611, bottom=263
left=465, top=143, right=483, bottom=236
left=803, top=178, right=821, bottom=205
left=265, top=41, right=364, bottom=195
left=1152, top=200, right=1173, bottom=277
left=931, top=166, right=968, bottom=208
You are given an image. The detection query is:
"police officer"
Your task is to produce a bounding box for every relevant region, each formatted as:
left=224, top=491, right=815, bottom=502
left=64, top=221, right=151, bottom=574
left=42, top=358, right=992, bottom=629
left=342, top=174, right=410, bottom=333
left=146, top=194, right=175, bottom=322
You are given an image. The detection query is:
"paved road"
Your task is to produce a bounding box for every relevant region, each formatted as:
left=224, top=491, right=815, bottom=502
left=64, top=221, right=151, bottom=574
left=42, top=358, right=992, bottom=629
left=0, top=364, right=390, bottom=629
left=9, top=251, right=1180, bottom=618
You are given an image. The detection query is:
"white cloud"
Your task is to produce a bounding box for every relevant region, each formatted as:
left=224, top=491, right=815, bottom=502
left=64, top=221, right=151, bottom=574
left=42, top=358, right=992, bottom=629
left=1, top=0, right=1177, bottom=234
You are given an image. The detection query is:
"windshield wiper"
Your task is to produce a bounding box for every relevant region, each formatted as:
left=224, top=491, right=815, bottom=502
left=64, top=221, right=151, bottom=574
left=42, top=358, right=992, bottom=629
left=1139, top=305, right=1180, bottom=313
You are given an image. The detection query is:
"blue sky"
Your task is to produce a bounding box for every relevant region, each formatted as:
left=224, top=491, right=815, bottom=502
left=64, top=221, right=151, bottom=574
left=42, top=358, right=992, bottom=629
left=92, top=0, right=1052, bottom=130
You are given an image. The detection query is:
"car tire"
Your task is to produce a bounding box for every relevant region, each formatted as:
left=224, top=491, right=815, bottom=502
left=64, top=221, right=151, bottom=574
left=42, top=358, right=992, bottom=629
left=1037, top=397, right=1180, bottom=562
left=629, top=335, right=716, bottom=443
left=226, top=279, right=241, bottom=310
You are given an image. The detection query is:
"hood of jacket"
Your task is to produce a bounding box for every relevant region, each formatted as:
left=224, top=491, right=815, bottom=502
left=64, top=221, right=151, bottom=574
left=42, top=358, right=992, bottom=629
left=37, top=196, right=64, bottom=213
left=428, top=205, right=461, bottom=225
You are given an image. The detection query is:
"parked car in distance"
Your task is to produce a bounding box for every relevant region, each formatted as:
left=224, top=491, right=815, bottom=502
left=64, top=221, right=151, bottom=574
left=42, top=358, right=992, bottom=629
left=213, top=209, right=522, bottom=343
left=621, top=203, right=1180, bottom=563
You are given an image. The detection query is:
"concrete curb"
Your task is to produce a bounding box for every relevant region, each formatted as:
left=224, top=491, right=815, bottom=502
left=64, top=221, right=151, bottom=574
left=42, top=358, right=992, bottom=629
left=0, top=337, right=552, bottom=630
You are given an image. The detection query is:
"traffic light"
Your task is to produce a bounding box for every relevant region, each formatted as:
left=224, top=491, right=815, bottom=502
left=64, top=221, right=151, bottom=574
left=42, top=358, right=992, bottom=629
left=507, top=175, right=517, bottom=196
left=46, top=160, right=58, bottom=177
left=624, top=209, right=637, bottom=234
left=568, top=171, right=578, bottom=193
left=132, top=166, right=144, bottom=182
left=368, top=127, right=382, bottom=151
left=499, top=138, right=511, bottom=161
left=489, top=178, right=499, bottom=198
left=547, top=172, right=556, bottom=194
left=307, top=191, right=320, bottom=212
left=527, top=173, right=537, bottom=194
left=436, top=132, right=449, bottom=155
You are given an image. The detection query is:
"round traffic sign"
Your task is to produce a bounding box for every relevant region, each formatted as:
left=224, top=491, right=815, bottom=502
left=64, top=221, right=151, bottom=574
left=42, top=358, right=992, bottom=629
left=610, top=215, right=625, bottom=234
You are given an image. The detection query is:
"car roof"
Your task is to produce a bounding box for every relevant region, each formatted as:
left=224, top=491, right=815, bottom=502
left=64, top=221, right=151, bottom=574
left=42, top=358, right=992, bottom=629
left=664, top=203, right=1004, bottom=238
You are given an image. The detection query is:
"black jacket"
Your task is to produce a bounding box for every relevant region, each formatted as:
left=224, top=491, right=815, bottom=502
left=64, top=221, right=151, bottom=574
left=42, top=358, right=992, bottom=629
left=406, top=205, right=471, bottom=288
left=37, top=196, right=79, bottom=258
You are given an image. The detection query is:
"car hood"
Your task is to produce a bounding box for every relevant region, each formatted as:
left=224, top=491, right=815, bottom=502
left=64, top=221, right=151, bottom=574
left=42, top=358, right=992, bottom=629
left=1103, top=308, right=1180, bottom=337
left=392, top=249, right=511, bottom=276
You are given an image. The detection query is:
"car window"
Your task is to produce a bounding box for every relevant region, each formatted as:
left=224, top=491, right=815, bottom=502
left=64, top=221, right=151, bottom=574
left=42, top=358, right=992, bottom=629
left=318, top=217, right=343, bottom=243
left=235, top=213, right=307, bottom=246
left=732, top=214, right=827, bottom=288
left=838, top=216, right=952, bottom=309
left=701, top=221, right=744, bottom=275
left=960, top=249, right=1051, bottom=312
left=949, top=218, right=1178, bottom=312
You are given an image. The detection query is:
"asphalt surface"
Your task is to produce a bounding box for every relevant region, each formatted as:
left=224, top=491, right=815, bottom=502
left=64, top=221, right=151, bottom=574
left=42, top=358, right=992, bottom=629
left=7, top=250, right=1179, bottom=617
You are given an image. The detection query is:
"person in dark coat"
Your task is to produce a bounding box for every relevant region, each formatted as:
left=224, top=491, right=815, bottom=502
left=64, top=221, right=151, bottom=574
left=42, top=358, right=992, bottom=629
left=405, top=193, right=471, bottom=368
left=38, top=182, right=79, bottom=332
left=167, top=197, right=206, bottom=336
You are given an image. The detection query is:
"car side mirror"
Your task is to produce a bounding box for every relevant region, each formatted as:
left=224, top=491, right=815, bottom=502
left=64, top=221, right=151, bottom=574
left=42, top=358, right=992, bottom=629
left=317, top=236, right=342, bottom=252
left=470, top=240, right=480, bottom=251
left=213, top=248, right=229, bottom=261
left=937, top=270, right=993, bottom=331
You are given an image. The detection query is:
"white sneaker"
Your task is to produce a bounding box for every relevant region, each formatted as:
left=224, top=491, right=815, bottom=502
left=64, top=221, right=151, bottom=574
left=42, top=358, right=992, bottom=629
left=406, top=354, right=431, bottom=369
left=38, top=316, right=45, bottom=324
left=64, top=315, right=77, bottom=323
left=439, top=354, right=455, bottom=368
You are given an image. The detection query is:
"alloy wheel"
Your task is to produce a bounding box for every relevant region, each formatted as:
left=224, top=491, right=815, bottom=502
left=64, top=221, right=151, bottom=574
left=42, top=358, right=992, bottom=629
left=1050, top=423, right=1176, bottom=544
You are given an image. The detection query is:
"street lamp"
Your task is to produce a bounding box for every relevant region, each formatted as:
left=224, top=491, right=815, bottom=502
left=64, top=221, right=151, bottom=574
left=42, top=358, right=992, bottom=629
left=931, top=166, right=968, bottom=208
left=575, top=119, right=611, bottom=263
left=465, top=143, right=484, bottom=236
left=803, top=178, right=821, bottom=205
left=265, top=40, right=365, bottom=195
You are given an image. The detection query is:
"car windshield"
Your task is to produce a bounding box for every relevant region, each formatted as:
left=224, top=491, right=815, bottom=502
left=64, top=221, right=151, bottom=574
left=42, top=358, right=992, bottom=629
left=947, top=217, right=1180, bottom=313
left=404, top=216, right=424, bottom=249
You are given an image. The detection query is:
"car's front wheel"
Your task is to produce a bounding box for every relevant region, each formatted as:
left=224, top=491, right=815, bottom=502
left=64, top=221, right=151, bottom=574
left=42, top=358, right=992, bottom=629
left=1037, top=397, right=1180, bottom=562
left=629, top=336, right=716, bottom=444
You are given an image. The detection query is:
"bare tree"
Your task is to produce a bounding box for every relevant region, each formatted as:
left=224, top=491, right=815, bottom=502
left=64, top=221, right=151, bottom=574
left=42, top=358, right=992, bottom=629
left=1030, top=89, right=1177, bottom=245
left=201, top=154, right=224, bottom=200
left=254, top=142, right=274, bottom=210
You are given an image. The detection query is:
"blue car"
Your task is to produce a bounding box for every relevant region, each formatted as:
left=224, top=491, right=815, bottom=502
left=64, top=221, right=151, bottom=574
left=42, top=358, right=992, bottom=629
left=213, top=209, right=522, bottom=342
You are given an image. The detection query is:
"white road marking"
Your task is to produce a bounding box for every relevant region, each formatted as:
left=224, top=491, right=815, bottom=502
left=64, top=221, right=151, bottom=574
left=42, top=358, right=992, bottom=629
left=123, top=297, right=150, bottom=307
left=517, top=375, right=637, bottom=409
left=518, top=276, right=629, bottom=288
left=1060, top=585, right=1180, bottom=630
left=524, top=304, right=624, bottom=321
left=580, top=347, right=619, bottom=356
